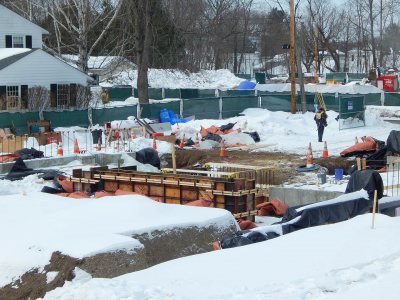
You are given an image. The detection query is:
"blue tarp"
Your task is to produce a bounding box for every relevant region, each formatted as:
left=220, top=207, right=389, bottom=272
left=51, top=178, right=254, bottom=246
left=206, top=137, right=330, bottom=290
left=238, top=80, right=256, bottom=90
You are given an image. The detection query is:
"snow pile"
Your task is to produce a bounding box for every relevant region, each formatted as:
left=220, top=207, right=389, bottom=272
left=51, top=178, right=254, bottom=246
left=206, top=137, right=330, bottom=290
left=44, top=214, right=400, bottom=300
left=0, top=193, right=234, bottom=287
left=101, top=69, right=244, bottom=89
left=256, top=82, right=384, bottom=95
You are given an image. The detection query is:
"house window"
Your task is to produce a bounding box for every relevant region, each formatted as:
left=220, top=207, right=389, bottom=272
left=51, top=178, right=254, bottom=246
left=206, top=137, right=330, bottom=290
left=57, top=84, right=70, bottom=109
left=13, top=36, right=24, bottom=48
left=6, top=86, right=20, bottom=110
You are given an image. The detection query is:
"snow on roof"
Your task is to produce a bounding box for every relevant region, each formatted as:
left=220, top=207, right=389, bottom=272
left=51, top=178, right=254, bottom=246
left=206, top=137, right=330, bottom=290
left=0, top=192, right=234, bottom=287
left=0, top=48, right=31, bottom=61
left=256, top=82, right=384, bottom=95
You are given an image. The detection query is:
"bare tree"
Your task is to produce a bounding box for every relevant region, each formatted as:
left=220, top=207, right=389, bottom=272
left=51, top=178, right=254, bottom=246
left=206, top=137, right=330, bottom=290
left=38, top=0, right=123, bottom=73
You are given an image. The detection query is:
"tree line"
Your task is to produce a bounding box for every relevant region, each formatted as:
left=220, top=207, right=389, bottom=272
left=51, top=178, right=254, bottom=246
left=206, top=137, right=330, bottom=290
left=1, top=0, right=399, bottom=102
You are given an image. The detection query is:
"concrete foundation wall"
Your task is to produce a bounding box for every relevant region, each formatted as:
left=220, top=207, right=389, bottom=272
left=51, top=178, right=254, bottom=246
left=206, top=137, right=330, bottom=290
left=270, top=187, right=344, bottom=207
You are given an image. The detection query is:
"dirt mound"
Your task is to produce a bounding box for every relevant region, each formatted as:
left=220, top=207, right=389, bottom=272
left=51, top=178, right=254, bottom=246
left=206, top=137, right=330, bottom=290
left=0, top=252, right=79, bottom=300
left=1, top=222, right=237, bottom=299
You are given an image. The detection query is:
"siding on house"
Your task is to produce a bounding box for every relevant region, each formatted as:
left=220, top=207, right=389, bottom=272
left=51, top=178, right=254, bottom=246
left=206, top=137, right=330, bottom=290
left=0, top=5, right=48, bottom=49
left=0, top=50, right=90, bottom=87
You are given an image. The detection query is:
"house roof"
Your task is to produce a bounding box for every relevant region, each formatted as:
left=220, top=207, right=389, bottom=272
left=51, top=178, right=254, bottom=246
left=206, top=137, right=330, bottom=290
left=0, top=4, right=49, bottom=34
left=0, top=48, right=93, bottom=82
left=0, top=48, right=36, bottom=71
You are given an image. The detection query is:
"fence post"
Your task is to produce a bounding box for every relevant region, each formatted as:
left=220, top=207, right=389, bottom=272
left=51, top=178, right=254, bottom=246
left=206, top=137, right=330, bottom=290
left=137, top=103, right=141, bottom=118
left=180, top=99, right=183, bottom=118
left=258, top=95, right=261, bottom=108
left=219, top=97, right=223, bottom=120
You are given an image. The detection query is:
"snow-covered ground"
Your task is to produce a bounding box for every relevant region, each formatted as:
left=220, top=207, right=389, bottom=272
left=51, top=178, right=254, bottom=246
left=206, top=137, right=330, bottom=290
left=0, top=193, right=235, bottom=288
left=1, top=76, right=400, bottom=298
left=42, top=213, right=400, bottom=300
left=100, top=69, right=243, bottom=89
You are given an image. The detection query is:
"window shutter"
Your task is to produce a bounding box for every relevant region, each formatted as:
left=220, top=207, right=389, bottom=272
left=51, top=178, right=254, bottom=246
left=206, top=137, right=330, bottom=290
left=0, top=86, right=6, bottom=110
left=21, top=85, right=28, bottom=109
left=50, top=84, right=57, bottom=108
left=5, top=35, right=12, bottom=48
left=25, top=35, right=32, bottom=49
left=69, top=84, right=77, bottom=107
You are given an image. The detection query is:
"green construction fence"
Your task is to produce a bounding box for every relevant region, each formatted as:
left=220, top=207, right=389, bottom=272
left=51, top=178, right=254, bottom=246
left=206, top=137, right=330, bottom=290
left=44, top=110, right=89, bottom=128
left=140, top=101, right=180, bottom=120
left=384, top=93, right=400, bottom=106
left=92, top=105, right=137, bottom=125
left=222, top=96, right=258, bottom=119
left=0, top=111, right=40, bottom=135
left=107, top=86, right=132, bottom=101
left=182, top=97, right=220, bottom=120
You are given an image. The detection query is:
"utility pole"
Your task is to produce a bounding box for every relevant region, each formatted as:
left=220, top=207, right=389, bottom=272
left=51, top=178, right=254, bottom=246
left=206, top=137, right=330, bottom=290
left=289, top=0, right=296, bottom=114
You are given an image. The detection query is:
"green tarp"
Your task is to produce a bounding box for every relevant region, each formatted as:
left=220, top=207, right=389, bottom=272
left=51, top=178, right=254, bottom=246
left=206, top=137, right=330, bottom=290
left=140, top=101, right=180, bottom=120
left=0, top=111, right=39, bottom=135
left=260, top=94, right=294, bottom=112
left=385, top=93, right=400, bottom=106
left=92, top=105, right=137, bottom=125
left=182, top=97, right=220, bottom=119
left=133, top=88, right=163, bottom=100
left=44, top=110, right=89, bottom=128
left=164, top=88, right=181, bottom=98
left=108, top=87, right=132, bottom=101
left=255, top=72, right=266, bottom=84
left=222, top=96, right=258, bottom=118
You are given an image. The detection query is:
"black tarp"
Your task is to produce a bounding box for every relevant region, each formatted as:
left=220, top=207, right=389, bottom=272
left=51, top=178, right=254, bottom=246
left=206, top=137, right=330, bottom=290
left=219, top=122, right=236, bottom=132
left=218, top=192, right=371, bottom=249
left=345, top=169, right=384, bottom=200
left=135, top=148, right=160, bottom=169
left=280, top=196, right=371, bottom=234
left=366, top=146, right=387, bottom=169
left=386, top=130, right=400, bottom=155
left=15, top=148, right=44, bottom=160
left=4, top=158, right=61, bottom=181
left=219, top=230, right=279, bottom=249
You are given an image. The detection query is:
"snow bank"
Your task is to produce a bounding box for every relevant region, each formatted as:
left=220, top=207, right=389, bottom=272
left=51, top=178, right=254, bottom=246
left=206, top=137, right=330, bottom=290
left=0, top=193, right=234, bottom=287
left=44, top=214, right=400, bottom=300
left=101, top=69, right=243, bottom=89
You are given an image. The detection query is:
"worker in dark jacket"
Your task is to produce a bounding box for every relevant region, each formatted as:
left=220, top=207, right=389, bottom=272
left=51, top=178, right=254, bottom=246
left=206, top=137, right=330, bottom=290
left=314, top=107, right=328, bottom=142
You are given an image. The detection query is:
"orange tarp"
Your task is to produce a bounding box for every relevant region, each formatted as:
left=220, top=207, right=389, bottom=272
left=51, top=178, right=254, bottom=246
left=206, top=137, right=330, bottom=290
left=256, top=198, right=288, bottom=217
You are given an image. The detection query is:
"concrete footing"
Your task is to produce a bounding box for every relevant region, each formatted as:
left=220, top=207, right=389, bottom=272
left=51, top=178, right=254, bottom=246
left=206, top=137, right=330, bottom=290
left=0, top=153, right=136, bottom=174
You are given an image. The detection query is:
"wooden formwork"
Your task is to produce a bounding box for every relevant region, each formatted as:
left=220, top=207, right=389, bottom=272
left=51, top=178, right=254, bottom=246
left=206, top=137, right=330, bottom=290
left=204, top=162, right=276, bottom=188
left=68, top=167, right=259, bottom=215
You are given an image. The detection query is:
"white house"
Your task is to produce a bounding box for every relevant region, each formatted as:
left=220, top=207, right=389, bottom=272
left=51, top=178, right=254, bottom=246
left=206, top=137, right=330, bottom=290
left=0, top=4, right=92, bottom=111
left=0, top=4, right=48, bottom=49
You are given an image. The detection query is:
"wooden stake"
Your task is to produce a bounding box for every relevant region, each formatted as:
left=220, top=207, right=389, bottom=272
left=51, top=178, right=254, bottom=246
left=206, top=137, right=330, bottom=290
left=371, top=190, right=378, bottom=229
left=362, top=158, right=367, bottom=170
left=171, top=142, right=177, bottom=174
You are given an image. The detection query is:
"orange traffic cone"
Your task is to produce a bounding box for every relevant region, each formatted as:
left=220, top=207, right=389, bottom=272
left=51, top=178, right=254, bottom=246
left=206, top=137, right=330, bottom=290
left=306, top=143, right=314, bottom=168
left=179, top=134, right=185, bottom=149
left=195, top=133, right=200, bottom=145
left=219, top=140, right=226, bottom=157
left=73, top=138, right=80, bottom=154
left=152, top=138, right=157, bottom=151
left=355, top=136, right=358, bottom=144
left=57, top=143, right=63, bottom=156
left=96, top=137, right=101, bottom=151
left=322, top=141, right=329, bottom=158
